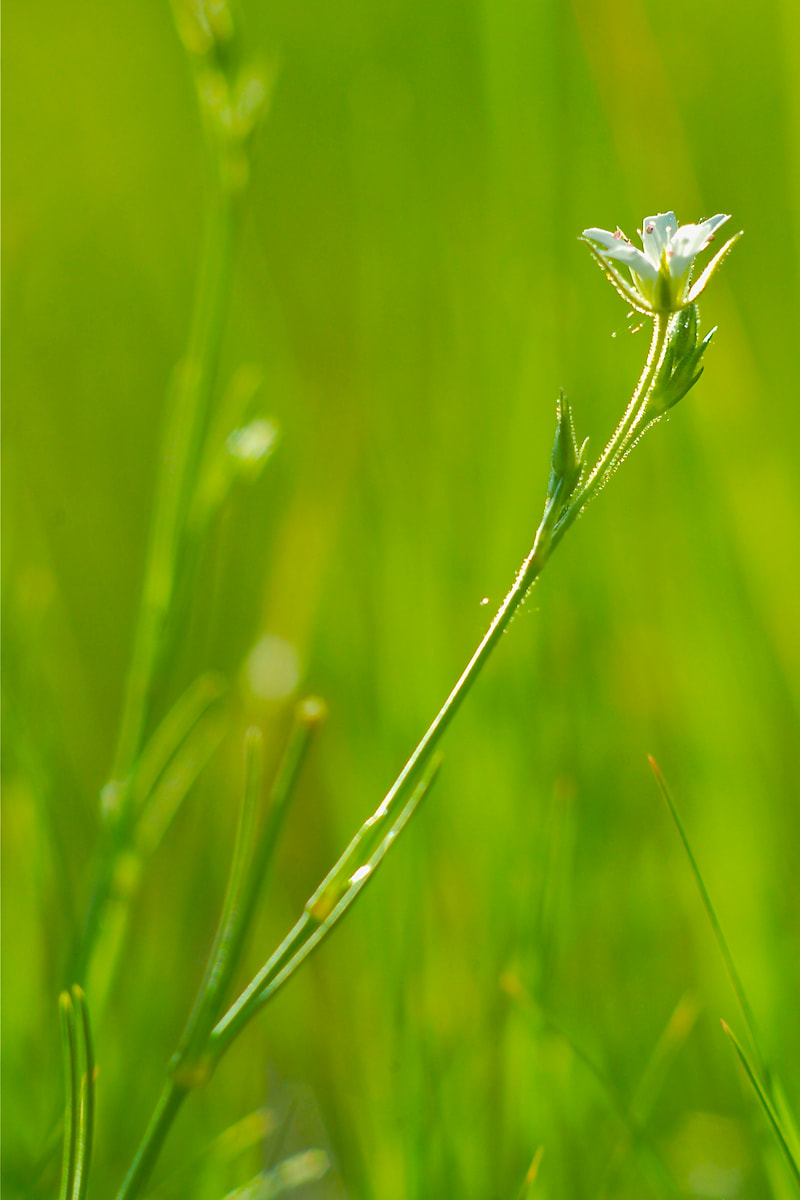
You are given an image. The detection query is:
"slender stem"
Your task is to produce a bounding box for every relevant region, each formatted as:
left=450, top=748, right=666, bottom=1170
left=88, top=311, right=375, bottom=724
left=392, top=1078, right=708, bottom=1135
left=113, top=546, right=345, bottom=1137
left=114, top=1081, right=188, bottom=1200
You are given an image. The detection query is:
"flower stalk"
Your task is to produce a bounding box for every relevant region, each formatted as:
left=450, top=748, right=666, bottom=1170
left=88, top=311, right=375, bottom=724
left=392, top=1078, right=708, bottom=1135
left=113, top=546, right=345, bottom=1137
left=113, top=209, right=739, bottom=1200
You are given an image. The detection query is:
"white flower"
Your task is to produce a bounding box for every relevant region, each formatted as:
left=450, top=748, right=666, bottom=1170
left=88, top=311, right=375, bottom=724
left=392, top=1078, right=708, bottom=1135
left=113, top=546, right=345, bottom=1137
left=581, top=211, right=741, bottom=315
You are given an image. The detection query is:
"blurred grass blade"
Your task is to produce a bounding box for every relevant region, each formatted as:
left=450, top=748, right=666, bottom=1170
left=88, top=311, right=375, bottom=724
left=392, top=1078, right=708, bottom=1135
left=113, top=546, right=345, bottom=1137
left=232, top=698, right=326, bottom=965
left=149, top=1108, right=275, bottom=1198
left=721, top=1020, right=800, bottom=1191
left=630, top=993, right=699, bottom=1122
left=70, top=985, right=96, bottom=1200
left=599, top=993, right=698, bottom=1199
left=648, top=757, right=767, bottom=1077
left=503, top=975, right=681, bottom=1197
left=651, top=757, right=800, bottom=1165
left=130, top=672, right=226, bottom=822
left=188, top=363, right=279, bottom=535
left=209, top=754, right=444, bottom=1061
left=58, top=992, right=79, bottom=1200
left=85, top=703, right=227, bottom=1013
left=221, top=1149, right=329, bottom=1199
left=174, top=701, right=325, bottom=1080
left=516, top=1146, right=543, bottom=1199
left=173, top=726, right=265, bottom=1078
left=135, top=704, right=228, bottom=859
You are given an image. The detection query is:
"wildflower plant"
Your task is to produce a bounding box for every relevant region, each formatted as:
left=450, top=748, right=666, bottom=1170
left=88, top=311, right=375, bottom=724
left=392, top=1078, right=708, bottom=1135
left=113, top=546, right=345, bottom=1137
left=46, top=2, right=747, bottom=1190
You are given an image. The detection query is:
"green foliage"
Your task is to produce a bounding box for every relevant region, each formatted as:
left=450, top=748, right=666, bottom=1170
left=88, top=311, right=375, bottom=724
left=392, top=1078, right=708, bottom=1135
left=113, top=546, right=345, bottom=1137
left=4, top=0, right=800, bottom=1197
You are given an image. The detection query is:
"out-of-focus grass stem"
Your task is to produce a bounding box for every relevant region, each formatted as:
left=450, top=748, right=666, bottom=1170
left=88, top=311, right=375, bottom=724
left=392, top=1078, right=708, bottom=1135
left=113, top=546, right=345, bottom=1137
left=111, top=171, right=236, bottom=794
left=57, top=986, right=95, bottom=1200
left=170, top=726, right=265, bottom=1083
left=58, top=992, right=78, bottom=1200
left=117, top=708, right=323, bottom=1197
left=75, top=67, right=241, bottom=991
left=114, top=1080, right=189, bottom=1200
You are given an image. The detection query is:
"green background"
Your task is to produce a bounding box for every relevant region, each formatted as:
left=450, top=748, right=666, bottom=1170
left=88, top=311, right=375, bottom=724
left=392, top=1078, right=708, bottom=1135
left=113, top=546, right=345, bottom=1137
left=4, top=0, right=800, bottom=1196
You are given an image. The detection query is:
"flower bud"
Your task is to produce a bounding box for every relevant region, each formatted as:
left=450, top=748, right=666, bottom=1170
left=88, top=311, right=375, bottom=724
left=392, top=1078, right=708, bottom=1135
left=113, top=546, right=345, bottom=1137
left=548, top=391, right=588, bottom=508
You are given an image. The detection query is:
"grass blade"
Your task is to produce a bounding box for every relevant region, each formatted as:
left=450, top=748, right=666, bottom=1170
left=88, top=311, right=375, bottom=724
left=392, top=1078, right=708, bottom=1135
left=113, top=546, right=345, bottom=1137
left=598, top=993, right=698, bottom=1199
left=648, top=757, right=767, bottom=1078
left=722, top=1020, right=800, bottom=1191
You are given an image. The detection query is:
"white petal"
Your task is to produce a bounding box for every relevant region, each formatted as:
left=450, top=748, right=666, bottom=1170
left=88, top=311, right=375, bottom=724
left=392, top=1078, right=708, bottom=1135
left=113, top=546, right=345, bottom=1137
left=640, top=212, right=677, bottom=267
left=598, top=241, right=659, bottom=281
left=582, top=227, right=624, bottom=250
left=667, top=214, right=730, bottom=277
